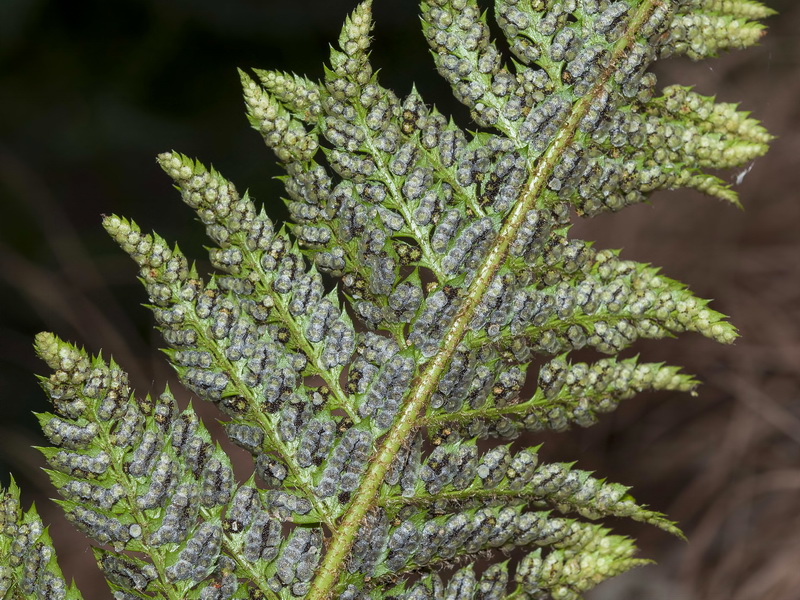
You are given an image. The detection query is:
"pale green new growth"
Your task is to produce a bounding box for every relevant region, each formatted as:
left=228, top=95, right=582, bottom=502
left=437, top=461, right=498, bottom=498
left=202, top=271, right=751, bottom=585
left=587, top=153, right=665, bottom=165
left=2, top=1, right=772, bottom=600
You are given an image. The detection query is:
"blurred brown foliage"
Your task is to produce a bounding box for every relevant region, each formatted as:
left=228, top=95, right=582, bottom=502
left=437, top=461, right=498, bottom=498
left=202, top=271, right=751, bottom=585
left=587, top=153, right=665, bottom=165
left=0, top=1, right=797, bottom=599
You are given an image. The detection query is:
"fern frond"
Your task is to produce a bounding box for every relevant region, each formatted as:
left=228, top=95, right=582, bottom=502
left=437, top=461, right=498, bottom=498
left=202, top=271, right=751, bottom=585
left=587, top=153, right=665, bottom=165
left=424, top=355, right=697, bottom=437
left=33, top=333, right=331, bottom=600
left=380, top=440, right=681, bottom=535
left=17, top=0, right=773, bottom=599
left=0, top=478, right=84, bottom=600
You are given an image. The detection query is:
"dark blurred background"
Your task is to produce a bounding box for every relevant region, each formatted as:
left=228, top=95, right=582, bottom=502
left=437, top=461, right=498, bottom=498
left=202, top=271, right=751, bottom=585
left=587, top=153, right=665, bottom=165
left=1, top=1, right=798, bottom=599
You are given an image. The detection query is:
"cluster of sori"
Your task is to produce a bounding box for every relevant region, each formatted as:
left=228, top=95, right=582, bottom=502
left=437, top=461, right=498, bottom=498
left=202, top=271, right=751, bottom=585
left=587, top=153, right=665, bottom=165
left=424, top=0, right=646, bottom=144
left=269, top=528, right=324, bottom=596
left=243, top=3, right=564, bottom=333
left=359, top=565, right=509, bottom=600
left=0, top=480, right=81, bottom=600
left=98, top=551, right=158, bottom=598
left=658, top=84, right=771, bottom=145
left=254, top=69, right=322, bottom=122
left=242, top=3, right=413, bottom=307
left=222, top=485, right=322, bottom=596
left=346, top=509, right=389, bottom=578
left=203, top=556, right=240, bottom=600
left=35, top=335, right=234, bottom=582
left=341, top=502, right=642, bottom=585
left=241, top=70, right=319, bottom=166
left=156, top=152, right=356, bottom=384
left=421, top=0, right=508, bottom=130
left=649, top=84, right=772, bottom=170
left=104, top=183, right=354, bottom=460
left=32, top=339, right=134, bottom=544
left=362, top=537, right=637, bottom=600
left=521, top=355, right=696, bottom=433
left=315, top=427, right=372, bottom=505
left=34, top=333, right=343, bottom=599
left=451, top=201, right=738, bottom=362
left=662, top=0, right=773, bottom=60
left=31, top=344, right=166, bottom=586
left=383, top=431, right=424, bottom=499
left=413, top=340, right=528, bottom=430
left=347, top=333, right=417, bottom=432
left=347, top=542, right=636, bottom=600
left=522, top=248, right=734, bottom=354
left=418, top=348, right=696, bottom=442
left=515, top=541, right=641, bottom=600
left=232, top=0, right=774, bottom=373
left=548, top=85, right=769, bottom=215
left=428, top=346, right=487, bottom=414
left=165, top=521, right=223, bottom=582
left=235, top=0, right=768, bottom=402
left=408, top=286, right=461, bottom=357
left=416, top=0, right=771, bottom=217
left=110, top=155, right=452, bottom=524
left=380, top=438, right=677, bottom=533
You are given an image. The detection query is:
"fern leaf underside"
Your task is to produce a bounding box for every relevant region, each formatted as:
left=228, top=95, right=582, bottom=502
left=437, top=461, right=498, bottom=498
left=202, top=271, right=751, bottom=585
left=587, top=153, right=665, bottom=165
left=10, top=1, right=772, bottom=600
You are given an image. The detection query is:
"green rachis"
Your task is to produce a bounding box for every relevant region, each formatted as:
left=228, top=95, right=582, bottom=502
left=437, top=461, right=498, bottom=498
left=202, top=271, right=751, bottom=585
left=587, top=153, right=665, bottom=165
left=0, top=1, right=773, bottom=600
